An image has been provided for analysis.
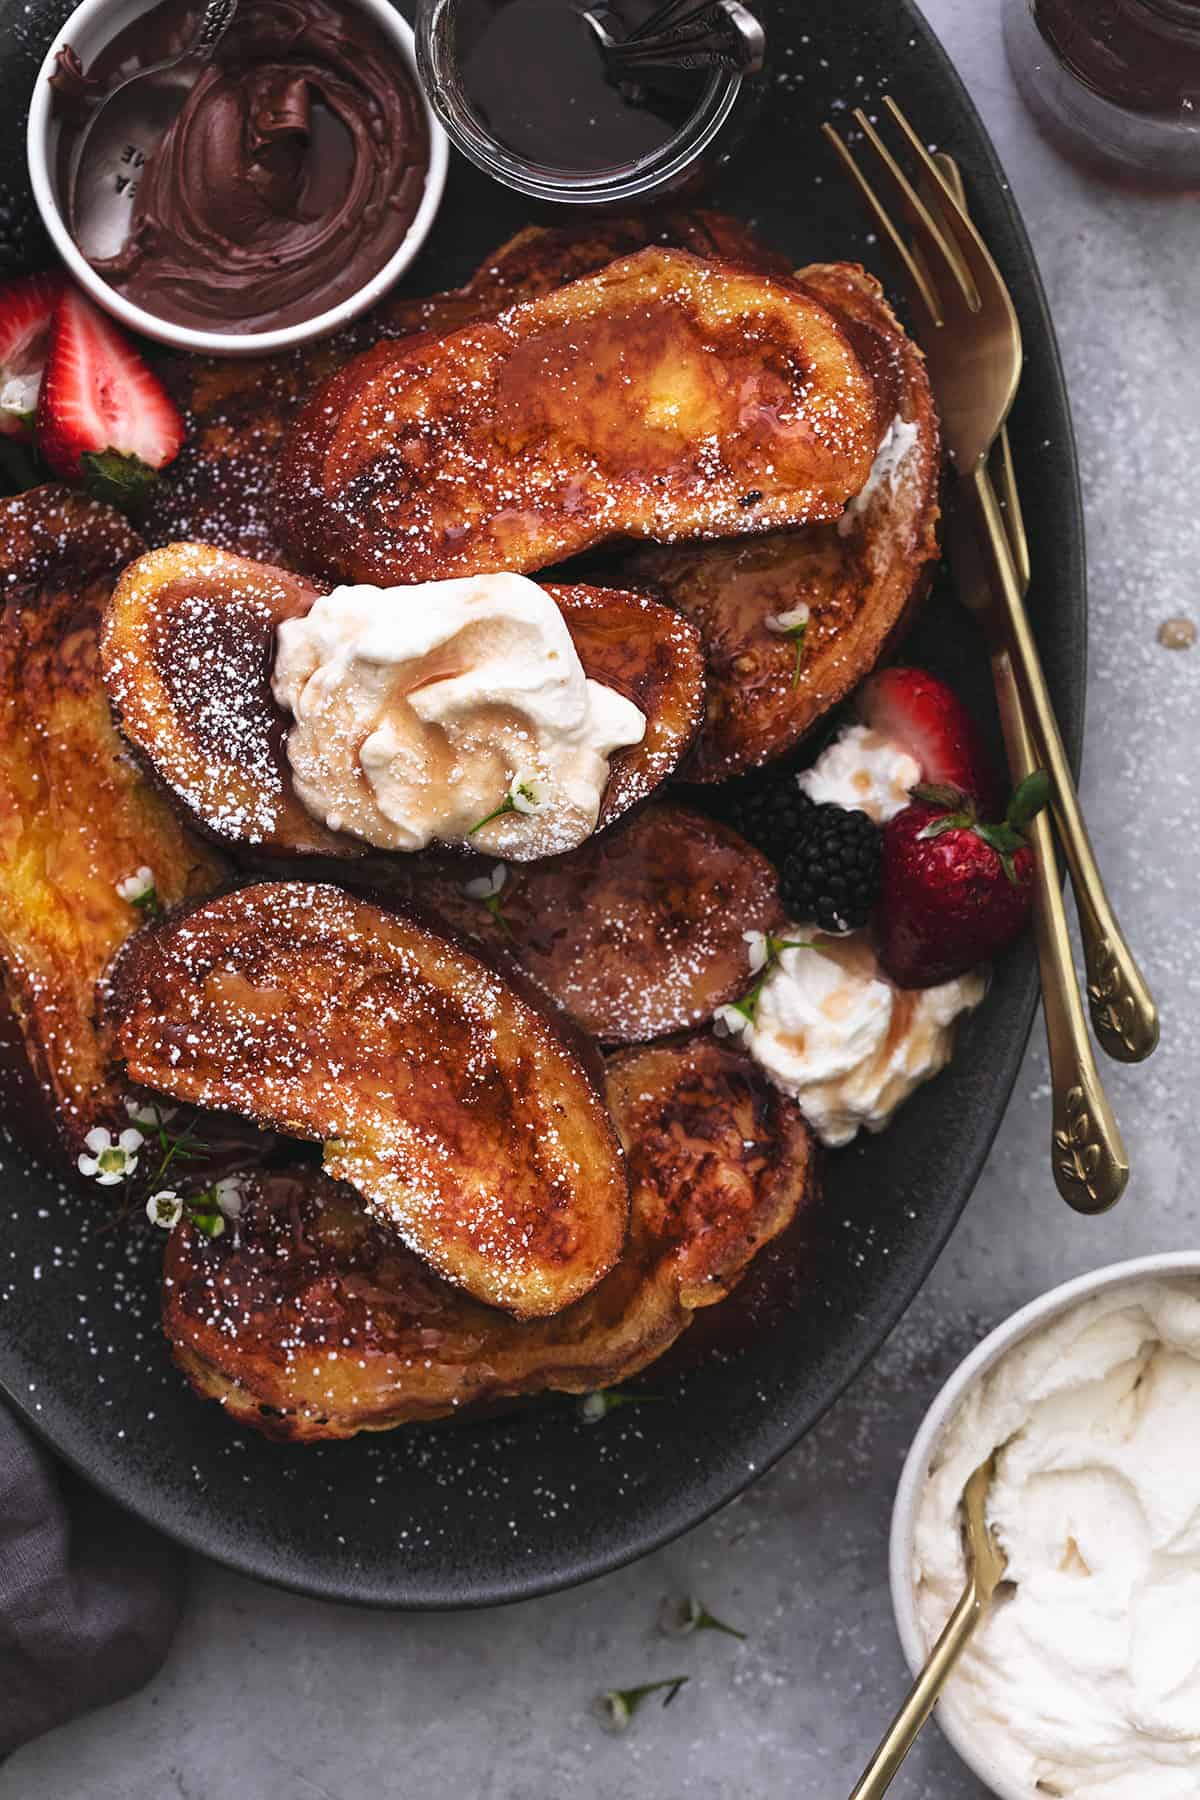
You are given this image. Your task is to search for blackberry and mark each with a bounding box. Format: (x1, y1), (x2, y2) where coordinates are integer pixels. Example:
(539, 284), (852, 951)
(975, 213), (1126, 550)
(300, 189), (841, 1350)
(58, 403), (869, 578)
(719, 772), (814, 869)
(779, 803), (881, 933)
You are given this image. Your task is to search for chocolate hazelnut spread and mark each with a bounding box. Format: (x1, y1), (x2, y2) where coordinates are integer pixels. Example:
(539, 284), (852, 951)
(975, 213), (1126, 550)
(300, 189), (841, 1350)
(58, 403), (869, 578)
(48, 46), (102, 123)
(54, 0), (431, 334)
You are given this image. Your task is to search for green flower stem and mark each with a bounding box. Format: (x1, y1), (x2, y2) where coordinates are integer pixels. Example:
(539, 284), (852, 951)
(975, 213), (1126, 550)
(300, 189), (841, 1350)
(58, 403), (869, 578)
(482, 893), (513, 941)
(680, 1597), (746, 1641)
(732, 934), (815, 1025)
(151, 1114), (212, 1186)
(602, 1676), (688, 1729)
(467, 795), (517, 836)
(578, 1387), (663, 1423)
(786, 622), (807, 689)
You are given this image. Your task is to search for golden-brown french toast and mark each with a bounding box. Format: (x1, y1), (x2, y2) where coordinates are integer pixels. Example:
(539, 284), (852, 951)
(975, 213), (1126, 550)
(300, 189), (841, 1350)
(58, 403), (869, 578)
(144, 212), (791, 564)
(378, 804), (784, 1044)
(101, 543), (705, 858)
(103, 545), (344, 857)
(0, 487), (228, 1166)
(111, 881), (629, 1318)
(161, 1034), (816, 1439)
(276, 248), (879, 586)
(626, 264), (941, 781)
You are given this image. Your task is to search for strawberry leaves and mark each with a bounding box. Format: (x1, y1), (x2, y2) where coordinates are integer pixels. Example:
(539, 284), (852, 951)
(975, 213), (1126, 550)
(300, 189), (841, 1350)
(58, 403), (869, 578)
(914, 771), (1050, 883)
(80, 449), (160, 512)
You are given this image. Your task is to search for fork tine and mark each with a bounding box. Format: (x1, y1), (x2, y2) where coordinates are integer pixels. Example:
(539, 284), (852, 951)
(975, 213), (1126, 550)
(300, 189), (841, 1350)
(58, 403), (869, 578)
(821, 122), (944, 327)
(883, 97), (1020, 342)
(930, 148), (1032, 589)
(851, 106), (978, 313)
(994, 424), (1032, 592)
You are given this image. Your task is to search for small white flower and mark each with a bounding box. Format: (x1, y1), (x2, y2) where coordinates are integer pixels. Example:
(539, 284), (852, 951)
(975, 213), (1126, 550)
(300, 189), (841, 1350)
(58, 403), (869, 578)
(146, 1190), (183, 1229)
(77, 1125), (143, 1186)
(509, 774), (545, 815)
(713, 1004), (750, 1040)
(124, 1096), (177, 1129)
(462, 863), (508, 901)
(116, 865), (155, 904)
(743, 928), (771, 975)
(214, 1176), (244, 1220)
(765, 603), (810, 636)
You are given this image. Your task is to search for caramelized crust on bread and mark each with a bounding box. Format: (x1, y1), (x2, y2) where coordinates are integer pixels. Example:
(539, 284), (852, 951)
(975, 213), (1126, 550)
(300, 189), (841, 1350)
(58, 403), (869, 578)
(277, 248), (878, 586)
(145, 212), (790, 565)
(103, 544), (338, 854)
(379, 804), (784, 1044)
(627, 264), (941, 780)
(0, 488), (228, 1164)
(111, 882), (629, 1318)
(552, 582), (705, 827)
(101, 543), (704, 858)
(162, 1035), (816, 1439)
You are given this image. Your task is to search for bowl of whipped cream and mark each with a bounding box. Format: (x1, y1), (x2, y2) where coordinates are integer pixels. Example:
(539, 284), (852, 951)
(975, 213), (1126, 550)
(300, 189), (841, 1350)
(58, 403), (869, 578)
(890, 1252), (1200, 1800)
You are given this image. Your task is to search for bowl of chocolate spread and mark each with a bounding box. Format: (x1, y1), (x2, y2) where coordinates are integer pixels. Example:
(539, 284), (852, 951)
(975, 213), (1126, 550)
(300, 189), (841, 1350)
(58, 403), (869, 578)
(27, 0), (448, 353)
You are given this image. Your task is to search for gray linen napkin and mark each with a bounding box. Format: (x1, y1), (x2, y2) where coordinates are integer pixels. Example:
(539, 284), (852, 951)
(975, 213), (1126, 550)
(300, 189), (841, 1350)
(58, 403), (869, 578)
(0, 1403), (185, 1758)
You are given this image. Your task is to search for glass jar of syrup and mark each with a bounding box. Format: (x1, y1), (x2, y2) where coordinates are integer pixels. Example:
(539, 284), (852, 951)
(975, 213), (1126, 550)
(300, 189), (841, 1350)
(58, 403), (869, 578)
(415, 0), (764, 205)
(1005, 0), (1200, 188)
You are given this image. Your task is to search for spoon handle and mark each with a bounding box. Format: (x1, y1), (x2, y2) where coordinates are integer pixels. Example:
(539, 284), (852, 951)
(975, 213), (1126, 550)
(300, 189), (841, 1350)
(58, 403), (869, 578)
(622, 0), (718, 41)
(848, 1578), (984, 1799)
(605, 0), (763, 74)
(187, 0), (239, 58)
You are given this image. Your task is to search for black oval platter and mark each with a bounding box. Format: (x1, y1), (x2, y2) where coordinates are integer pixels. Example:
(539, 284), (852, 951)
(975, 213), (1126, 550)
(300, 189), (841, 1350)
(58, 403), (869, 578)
(0, 0), (1085, 1607)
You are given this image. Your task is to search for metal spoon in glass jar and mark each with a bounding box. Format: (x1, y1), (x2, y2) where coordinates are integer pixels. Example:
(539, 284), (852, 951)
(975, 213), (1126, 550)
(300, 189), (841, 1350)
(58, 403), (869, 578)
(583, 0), (764, 78)
(68, 0), (239, 263)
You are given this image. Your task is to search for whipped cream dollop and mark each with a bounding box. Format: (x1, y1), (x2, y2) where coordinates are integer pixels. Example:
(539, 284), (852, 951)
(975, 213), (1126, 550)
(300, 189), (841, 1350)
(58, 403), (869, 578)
(718, 930), (985, 1146)
(272, 575), (646, 857)
(914, 1279), (1200, 1800)
(798, 722), (922, 824)
(838, 413), (920, 536)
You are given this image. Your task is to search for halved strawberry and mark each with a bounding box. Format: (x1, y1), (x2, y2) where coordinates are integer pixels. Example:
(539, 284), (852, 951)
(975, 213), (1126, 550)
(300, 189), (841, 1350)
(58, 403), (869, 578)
(0, 271), (63, 439)
(36, 287), (183, 508)
(859, 667), (1002, 815)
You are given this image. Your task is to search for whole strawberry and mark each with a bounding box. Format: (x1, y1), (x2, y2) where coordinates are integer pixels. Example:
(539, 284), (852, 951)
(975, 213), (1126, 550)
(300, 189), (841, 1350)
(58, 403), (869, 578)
(878, 772), (1050, 988)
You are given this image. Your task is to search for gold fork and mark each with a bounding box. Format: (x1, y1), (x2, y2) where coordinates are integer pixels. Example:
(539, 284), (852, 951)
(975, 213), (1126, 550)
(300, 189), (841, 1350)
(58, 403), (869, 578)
(824, 101), (1131, 1212)
(826, 98), (1158, 1070)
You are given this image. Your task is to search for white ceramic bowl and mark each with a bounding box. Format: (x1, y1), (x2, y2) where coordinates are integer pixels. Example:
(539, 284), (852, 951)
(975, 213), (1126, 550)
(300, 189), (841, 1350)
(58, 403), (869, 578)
(889, 1249), (1200, 1800)
(26, 0), (449, 356)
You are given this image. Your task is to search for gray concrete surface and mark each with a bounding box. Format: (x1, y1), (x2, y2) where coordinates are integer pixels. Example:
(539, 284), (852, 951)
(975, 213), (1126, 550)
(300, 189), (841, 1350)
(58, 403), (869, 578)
(4, 2), (1198, 1795)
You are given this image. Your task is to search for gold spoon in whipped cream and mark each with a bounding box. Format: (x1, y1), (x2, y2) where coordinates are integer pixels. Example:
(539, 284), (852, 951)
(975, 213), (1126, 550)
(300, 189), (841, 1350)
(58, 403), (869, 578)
(850, 1454), (1010, 1799)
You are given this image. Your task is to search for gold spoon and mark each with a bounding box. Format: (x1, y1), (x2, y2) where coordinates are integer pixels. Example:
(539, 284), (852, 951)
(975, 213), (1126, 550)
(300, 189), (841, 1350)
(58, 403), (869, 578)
(849, 1455), (1010, 1798)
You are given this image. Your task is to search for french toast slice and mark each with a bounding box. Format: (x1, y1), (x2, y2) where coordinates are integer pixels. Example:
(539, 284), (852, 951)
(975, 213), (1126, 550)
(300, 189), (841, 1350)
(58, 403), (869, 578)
(110, 881), (629, 1318)
(143, 211), (792, 565)
(379, 804), (784, 1044)
(276, 248), (879, 586)
(626, 264), (941, 781)
(0, 487), (229, 1166)
(161, 1034), (816, 1439)
(101, 543), (705, 858)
